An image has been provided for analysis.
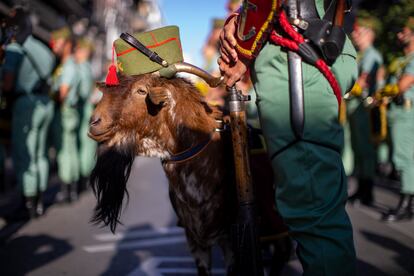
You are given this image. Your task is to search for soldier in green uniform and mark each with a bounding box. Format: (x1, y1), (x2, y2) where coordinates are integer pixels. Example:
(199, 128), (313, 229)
(2, 7), (55, 217)
(382, 17), (414, 222)
(74, 38), (96, 189)
(218, 0), (357, 274)
(49, 27), (81, 202)
(0, 59), (6, 191)
(347, 14), (383, 205)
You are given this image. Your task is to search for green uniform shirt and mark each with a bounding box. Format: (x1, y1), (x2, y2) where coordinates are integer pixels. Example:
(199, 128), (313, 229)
(3, 35), (55, 94)
(401, 53), (414, 101)
(358, 46), (383, 95)
(77, 61), (94, 101)
(52, 56), (81, 106)
(388, 53), (414, 100)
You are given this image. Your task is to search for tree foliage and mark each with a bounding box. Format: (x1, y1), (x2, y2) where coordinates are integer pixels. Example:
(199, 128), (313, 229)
(357, 0), (414, 64)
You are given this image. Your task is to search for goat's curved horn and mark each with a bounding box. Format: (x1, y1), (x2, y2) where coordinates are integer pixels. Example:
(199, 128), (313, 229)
(157, 62), (224, 88)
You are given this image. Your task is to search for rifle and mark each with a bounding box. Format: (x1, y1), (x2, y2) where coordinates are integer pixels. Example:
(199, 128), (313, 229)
(228, 85), (263, 276)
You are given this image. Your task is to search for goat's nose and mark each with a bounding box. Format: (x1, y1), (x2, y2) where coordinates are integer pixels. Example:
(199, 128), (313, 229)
(89, 115), (101, 126)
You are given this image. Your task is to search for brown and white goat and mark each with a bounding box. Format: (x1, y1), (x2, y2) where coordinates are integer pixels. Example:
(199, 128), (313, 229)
(88, 73), (236, 275)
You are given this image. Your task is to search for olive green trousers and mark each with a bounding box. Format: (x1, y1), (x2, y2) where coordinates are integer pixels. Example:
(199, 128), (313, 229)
(12, 95), (54, 196)
(389, 104), (414, 194)
(348, 101), (376, 179)
(78, 102), (96, 178)
(56, 104), (80, 184)
(252, 42), (357, 276)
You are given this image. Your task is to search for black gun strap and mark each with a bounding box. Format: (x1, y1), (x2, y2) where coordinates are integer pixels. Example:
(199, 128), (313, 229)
(120, 32), (168, 67)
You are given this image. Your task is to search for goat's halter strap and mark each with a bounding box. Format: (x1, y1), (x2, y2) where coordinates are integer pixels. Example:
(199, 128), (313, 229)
(161, 120), (225, 164)
(120, 32), (169, 67)
(162, 136), (213, 164)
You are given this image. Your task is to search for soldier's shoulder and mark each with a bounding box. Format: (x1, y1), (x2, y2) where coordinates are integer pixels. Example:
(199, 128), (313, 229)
(5, 42), (23, 55)
(63, 56), (77, 69)
(403, 54), (414, 74)
(405, 54), (414, 65)
(366, 47), (382, 62)
(24, 36), (54, 62)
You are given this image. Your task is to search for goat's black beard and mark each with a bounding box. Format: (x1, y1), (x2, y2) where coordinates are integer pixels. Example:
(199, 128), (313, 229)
(90, 140), (135, 233)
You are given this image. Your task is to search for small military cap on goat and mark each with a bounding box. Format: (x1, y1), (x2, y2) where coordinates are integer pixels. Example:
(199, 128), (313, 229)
(113, 25), (183, 76)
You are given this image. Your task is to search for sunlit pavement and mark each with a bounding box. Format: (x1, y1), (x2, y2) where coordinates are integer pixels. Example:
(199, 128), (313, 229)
(0, 157), (413, 276)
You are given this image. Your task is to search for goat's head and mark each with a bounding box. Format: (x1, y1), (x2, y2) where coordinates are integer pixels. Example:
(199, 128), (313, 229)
(89, 74), (172, 155)
(88, 73), (222, 232)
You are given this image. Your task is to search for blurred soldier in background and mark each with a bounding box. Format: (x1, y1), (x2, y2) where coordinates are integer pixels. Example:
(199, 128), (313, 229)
(347, 14), (383, 206)
(1, 6), (55, 218)
(226, 0), (242, 14)
(201, 18), (226, 106)
(49, 27), (81, 203)
(382, 17), (414, 222)
(75, 38), (96, 190)
(0, 42), (6, 192)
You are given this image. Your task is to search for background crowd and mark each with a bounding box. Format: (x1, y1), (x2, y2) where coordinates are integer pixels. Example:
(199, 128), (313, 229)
(0, 0), (167, 221)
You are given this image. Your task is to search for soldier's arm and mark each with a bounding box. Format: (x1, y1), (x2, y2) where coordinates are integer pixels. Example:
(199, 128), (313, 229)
(397, 60), (414, 94)
(59, 84), (71, 102)
(355, 73), (369, 90)
(397, 74), (414, 94)
(2, 48), (23, 93)
(59, 61), (77, 102)
(219, 14), (238, 63)
(358, 53), (382, 90)
(218, 14), (250, 87)
(218, 0), (279, 87)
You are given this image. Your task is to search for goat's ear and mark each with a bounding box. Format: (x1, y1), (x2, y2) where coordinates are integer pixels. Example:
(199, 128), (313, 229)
(148, 87), (170, 106)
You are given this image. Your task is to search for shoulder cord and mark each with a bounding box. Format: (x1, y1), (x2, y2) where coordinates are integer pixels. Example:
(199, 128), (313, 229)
(269, 10), (342, 110)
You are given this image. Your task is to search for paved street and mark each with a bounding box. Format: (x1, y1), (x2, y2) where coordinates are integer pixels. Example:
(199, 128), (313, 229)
(0, 157), (413, 276)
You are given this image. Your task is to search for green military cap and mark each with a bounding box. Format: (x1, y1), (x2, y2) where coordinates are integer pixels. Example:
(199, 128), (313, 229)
(51, 26), (71, 41)
(355, 12), (381, 34)
(77, 38), (94, 51)
(405, 17), (414, 31)
(114, 25), (183, 76)
(213, 18), (225, 29)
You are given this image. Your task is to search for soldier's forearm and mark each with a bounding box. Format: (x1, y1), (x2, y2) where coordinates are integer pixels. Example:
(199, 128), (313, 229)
(398, 74), (414, 94)
(59, 84), (70, 102)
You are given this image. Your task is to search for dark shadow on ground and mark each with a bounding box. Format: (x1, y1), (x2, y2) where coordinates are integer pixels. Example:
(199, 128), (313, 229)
(0, 172), (67, 244)
(100, 223), (191, 276)
(361, 230), (414, 275)
(357, 259), (389, 276)
(0, 234), (73, 276)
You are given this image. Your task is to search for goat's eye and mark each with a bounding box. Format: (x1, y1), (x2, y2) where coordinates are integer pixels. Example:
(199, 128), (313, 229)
(136, 88), (147, 95)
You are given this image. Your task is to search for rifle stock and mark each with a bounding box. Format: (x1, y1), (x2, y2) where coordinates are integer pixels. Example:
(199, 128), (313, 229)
(228, 85), (263, 276)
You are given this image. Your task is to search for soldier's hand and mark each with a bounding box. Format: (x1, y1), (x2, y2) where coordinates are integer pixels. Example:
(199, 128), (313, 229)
(218, 56), (250, 87)
(219, 15), (238, 63)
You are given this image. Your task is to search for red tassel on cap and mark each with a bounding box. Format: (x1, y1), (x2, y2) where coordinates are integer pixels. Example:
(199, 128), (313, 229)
(105, 44), (119, 86)
(106, 65), (119, 86)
